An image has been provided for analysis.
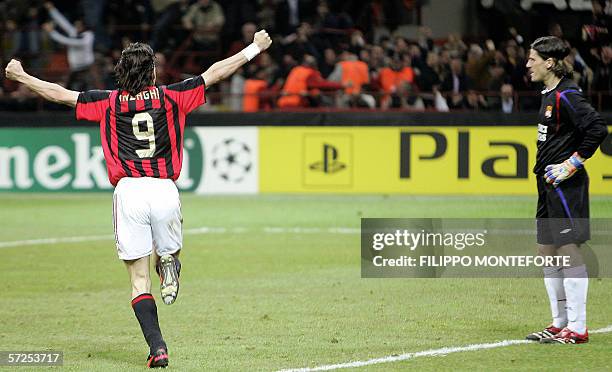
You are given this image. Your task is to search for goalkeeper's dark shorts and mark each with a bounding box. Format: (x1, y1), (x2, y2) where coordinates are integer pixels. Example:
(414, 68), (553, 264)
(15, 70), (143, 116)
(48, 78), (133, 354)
(536, 169), (590, 246)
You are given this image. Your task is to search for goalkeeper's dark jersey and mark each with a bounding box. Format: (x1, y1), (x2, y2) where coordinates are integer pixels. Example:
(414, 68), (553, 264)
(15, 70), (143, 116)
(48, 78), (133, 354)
(533, 78), (608, 175)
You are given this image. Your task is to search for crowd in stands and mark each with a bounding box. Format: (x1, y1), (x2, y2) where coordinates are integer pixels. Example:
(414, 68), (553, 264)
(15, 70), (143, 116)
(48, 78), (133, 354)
(0, 0), (610, 112)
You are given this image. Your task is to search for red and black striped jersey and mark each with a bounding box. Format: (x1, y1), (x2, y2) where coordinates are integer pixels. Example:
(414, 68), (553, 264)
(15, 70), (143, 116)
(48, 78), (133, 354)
(76, 75), (206, 186)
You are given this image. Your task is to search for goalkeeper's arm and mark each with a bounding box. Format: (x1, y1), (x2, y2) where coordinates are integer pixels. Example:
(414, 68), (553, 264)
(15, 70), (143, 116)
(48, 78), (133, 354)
(544, 90), (608, 187)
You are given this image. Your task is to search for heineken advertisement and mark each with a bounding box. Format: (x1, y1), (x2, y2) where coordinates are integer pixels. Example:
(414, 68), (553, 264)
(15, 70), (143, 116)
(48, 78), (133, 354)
(0, 127), (258, 193)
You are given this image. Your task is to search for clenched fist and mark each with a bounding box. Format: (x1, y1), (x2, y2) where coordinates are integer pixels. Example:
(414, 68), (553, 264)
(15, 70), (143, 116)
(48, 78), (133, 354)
(5, 59), (25, 81)
(253, 30), (272, 52)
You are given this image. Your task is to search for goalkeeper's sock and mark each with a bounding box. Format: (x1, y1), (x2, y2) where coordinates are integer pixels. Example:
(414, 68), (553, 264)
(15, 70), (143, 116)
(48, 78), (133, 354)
(563, 265), (588, 334)
(132, 293), (167, 353)
(543, 266), (567, 328)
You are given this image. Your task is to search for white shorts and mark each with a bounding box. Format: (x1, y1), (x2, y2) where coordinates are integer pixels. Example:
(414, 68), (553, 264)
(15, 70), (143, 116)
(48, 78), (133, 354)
(112, 177), (182, 260)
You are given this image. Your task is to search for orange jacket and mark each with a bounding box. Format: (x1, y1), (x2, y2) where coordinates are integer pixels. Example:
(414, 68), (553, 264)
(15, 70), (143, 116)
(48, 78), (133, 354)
(339, 60), (369, 94)
(277, 66), (343, 108)
(379, 66), (415, 106)
(379, 67), (414, 93)
(278, 66), (311, 108)
(242, 79), (267, 112)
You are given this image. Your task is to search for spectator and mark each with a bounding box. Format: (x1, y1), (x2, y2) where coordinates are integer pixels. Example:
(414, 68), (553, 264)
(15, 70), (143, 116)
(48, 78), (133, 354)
(243, 68), (269, 112)
(504, 40), (529, 91)
(229, 67), (246, 111)
(2, 20), (22, 62)
(422, 51), (444, 88)
(328, 50), (372, 107)
(221, 1), (257, 48)
(281, 22), (321, 62)
(369, 45), (387, 73)
(487, 63), (506, 92)
(44, 2), (95, 91)
(329, 51), (370, 95)
(355, 0), (391, 43)
(465, 41), (495, 92)
(417, 51), (443, 107)
(227, 22), (257, 57)
(182, 0), (225, 50)
(441, 57), (471, 109)
(378, 56), (415, 109)
(153, 52), (177, 85)
(81, 0), (109, 51)
(416, 26), (434, 53)
(465, 90), (489, 111)
(256, 0), (276, 33)
(508, 27), (525, 47)
(441, 57), (469, 93)
(582, 0), (610, 63)
(150, 0), (189, 51)
(320, 48), (337, 78)
(444, 33), (467, 58)
(349, 30), (367, 56)
(21, 6), (43, 59)
(592, 45), (612, 108)
(275, 0), (316, 36)
(277, 54), (343, 108)
(567, 48), (593, 89)
(499, 83), (514, 114)
(319, 0), (353, 30)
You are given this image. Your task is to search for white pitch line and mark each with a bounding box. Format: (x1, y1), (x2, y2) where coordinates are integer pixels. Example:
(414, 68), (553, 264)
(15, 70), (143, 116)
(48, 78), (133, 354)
(277, 324), (612, 372)
(0, 226), (360, 249)
(0, 234), (113, 248)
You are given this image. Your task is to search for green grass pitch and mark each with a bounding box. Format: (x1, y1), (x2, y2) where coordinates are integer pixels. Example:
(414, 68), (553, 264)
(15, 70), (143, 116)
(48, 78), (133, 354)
(1, 194), (611, 371)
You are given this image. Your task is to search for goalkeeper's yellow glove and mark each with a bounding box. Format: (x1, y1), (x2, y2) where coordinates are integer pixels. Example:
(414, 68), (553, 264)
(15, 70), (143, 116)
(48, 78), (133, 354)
(544, 152), (584, 187)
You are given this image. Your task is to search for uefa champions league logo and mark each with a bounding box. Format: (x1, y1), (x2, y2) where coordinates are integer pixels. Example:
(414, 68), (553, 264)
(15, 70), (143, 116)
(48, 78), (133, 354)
(211, 138), (253, 183)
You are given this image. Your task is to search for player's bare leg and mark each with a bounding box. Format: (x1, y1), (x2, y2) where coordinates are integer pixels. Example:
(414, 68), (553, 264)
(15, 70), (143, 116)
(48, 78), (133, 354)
(541, 243), (589, 344)
(526, 244), (566, 341)
(126, 255), (169, 367)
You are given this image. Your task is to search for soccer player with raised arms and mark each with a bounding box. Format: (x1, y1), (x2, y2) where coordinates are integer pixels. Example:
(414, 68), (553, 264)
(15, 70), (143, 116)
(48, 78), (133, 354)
(5, 30), (272, 367)
(524, 36), (608, 344)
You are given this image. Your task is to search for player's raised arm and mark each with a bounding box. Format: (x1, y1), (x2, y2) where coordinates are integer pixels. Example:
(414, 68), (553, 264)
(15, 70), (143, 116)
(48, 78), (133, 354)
(202, 29), (272, 87)
(4, 59), (79, 107)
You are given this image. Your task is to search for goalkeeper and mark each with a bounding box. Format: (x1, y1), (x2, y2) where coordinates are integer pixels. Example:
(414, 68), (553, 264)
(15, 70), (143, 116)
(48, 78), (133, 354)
(524, 36), (608, 345)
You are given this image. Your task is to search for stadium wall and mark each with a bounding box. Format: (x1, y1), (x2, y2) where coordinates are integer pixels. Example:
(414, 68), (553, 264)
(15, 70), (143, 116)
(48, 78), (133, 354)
(0, 113), (610, 195)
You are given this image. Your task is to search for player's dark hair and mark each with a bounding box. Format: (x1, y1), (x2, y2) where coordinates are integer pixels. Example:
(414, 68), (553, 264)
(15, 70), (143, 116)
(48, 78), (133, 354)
(530, 36), (573, 78)
(115, 42), (155, 96)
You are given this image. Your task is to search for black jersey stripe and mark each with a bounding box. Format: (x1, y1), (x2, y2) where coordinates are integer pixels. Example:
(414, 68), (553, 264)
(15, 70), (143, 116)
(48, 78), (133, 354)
(156, 88), (174, 177)
(133, 160), (146, 177)
(104, 107), (112, 157)
(78, 90), (111, 103)
(151, 158), (160, 177)
(113, 93), (133, 177)
(165, 94), (183, 164)
(165, 75), (204, 92)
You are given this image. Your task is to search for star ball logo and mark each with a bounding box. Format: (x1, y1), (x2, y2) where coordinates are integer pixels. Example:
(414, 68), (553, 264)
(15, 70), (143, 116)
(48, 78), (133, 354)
(211, 138), (253, 183)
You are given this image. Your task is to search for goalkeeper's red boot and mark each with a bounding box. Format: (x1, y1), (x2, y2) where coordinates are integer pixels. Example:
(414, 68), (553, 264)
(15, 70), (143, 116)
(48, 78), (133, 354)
(147, 347), (169, 368)
(525, 324), (563, 341)
(540, 327), (589, 344)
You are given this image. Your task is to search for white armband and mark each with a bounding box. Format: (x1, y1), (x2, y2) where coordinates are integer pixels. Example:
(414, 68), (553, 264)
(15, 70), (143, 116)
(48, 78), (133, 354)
(241, 43), (261, 61)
